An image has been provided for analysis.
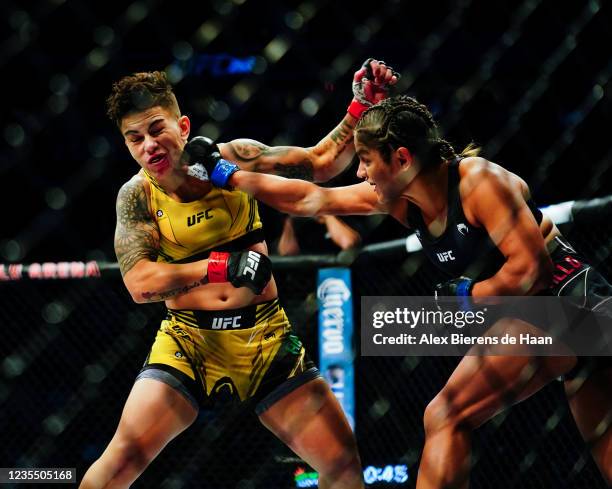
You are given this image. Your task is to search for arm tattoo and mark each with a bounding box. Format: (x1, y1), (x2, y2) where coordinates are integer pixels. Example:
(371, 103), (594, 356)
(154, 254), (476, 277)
(140, 276), (209, 302)
(272, 162), (314, 181)
(114, 179), (160, 277)
(226, 139), (314, 180)
(225, 140), (271, 162)
(329, 119), (355, 146)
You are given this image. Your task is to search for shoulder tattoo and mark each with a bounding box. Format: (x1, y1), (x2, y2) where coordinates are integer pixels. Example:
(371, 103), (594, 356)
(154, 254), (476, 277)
(114, 179), (159, 276)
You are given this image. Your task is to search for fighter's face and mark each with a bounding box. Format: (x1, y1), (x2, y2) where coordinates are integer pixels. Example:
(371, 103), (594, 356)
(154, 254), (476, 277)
(355, 139), (402, 201)
(120, 106), (190, 182)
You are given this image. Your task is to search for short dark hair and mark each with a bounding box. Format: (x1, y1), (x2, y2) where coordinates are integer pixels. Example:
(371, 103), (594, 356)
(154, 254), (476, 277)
(106, 71), (180, 127)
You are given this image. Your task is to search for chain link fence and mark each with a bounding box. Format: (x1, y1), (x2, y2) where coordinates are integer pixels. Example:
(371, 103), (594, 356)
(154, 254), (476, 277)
(1, 199), (610, 488)
(2, 0), (612, 487)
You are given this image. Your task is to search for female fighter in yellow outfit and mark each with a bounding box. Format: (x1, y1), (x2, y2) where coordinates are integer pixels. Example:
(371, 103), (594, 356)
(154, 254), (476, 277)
(79, 61), (398, 489)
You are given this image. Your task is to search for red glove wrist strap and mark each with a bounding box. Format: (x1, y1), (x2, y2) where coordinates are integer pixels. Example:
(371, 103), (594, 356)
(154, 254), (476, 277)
(347, 99), (369, 119)
(208, 252), (229, 283)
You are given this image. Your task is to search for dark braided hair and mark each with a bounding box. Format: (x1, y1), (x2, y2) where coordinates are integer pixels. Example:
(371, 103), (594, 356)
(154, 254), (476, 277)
(355, 95), (479, 169)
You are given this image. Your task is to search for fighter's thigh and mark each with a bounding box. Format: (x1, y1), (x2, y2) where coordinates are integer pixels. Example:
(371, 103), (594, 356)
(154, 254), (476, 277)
(258, 378), (358, 470)
(428, 320), (576, 430)
(105, 378), (198, 460)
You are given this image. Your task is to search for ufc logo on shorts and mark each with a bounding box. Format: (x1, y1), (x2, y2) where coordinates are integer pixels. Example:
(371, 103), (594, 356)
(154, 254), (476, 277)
(436, 250), (455, 262)
(211, 316), (242, 329)
(243, 251), (260, 279)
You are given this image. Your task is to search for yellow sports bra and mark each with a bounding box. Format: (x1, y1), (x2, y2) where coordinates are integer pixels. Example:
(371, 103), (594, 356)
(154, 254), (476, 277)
(142, 171), (264, 263)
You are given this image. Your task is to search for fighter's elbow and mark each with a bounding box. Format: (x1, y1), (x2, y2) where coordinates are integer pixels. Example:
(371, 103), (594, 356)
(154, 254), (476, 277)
(312, 159), (336, 183)
(511, 258), (552, 295)
(289, 189), (325, 217)
(130, 293), (147, 304)
(314, 157), (355, 183)
(300, 146), (327, 181)
(122, 264), (153, 303)
(290, 200), (318, 217)
(124, 277), (147, 303)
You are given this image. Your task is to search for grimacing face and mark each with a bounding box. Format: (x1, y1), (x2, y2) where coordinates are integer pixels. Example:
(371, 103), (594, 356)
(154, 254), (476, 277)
(120, 106), (190, 183)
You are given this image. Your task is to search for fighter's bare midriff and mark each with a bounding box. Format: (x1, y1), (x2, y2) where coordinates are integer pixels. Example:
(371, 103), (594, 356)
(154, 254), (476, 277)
(164, 240), (279, 311)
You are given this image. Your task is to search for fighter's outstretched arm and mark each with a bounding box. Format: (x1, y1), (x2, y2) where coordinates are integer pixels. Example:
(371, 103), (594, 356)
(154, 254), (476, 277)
(218, 118), (355, 183)
(218, 59), (398, 183)
(229, 170), (386, 217)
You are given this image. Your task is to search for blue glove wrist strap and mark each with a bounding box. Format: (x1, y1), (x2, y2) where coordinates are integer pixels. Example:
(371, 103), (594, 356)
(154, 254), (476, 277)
(456, 278), (473, 296)
(211, 160), (239, 188)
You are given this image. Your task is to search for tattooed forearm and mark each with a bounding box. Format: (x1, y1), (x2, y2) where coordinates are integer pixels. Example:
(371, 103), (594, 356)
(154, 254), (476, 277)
(272, 162), (314, 181)
(225, 140), (278, 162)
(114, 178), (160, 277)
(224, 139), (314, 180)
(140, 276), (209, 302)
(222, 120), (354, 182)
(329, 119), (355, 146)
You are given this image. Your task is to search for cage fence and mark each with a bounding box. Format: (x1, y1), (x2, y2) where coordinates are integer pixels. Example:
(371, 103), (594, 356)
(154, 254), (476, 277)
(2, 1), (612, 488)
(1, 196), (611, 489)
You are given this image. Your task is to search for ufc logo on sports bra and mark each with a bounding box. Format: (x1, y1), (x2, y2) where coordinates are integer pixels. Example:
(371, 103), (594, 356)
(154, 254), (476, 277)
(211, 316), (242, 329)
(243, 251), (260, 279)
(436, 250), (455, 262)
(187, 209), (213, 227)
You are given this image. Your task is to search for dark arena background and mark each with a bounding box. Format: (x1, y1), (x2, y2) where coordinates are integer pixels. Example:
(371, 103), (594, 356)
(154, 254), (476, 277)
(2, 1), (612, 488)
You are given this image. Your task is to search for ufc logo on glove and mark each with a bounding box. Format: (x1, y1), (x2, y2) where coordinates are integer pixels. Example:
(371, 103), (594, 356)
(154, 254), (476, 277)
(243, 251), (261, 279)
(208, 250), (272, 295)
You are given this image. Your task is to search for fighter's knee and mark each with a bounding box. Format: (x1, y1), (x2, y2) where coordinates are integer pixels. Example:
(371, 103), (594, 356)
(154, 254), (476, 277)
(79, 438), (151, 489)
(423, 393), (465, 436)
(321, 451), (363, 486)
(110, 438), (151, 476)
(424, 395), (446, 435)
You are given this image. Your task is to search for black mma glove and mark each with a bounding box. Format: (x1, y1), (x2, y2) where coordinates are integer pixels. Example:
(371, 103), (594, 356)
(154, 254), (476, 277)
(207, 250), (272, 295)
(182, 136), (239, 188)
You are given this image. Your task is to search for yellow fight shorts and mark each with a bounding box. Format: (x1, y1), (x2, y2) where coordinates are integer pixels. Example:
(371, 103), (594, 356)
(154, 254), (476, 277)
(136, 298), (320, 414)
